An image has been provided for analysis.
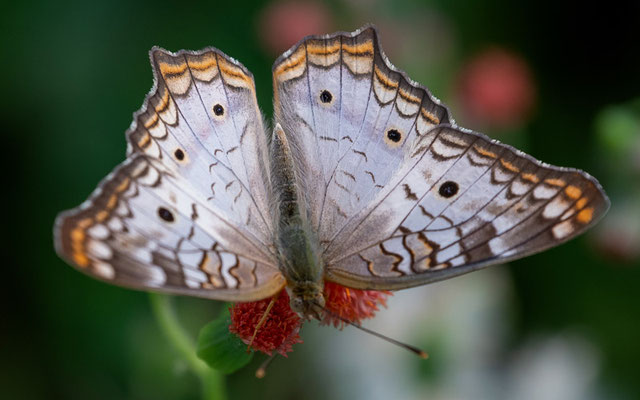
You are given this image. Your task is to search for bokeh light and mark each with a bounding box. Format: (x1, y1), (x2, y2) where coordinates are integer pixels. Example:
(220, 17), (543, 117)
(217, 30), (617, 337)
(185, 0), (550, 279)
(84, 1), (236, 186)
(456, 48), (536, 129)
(258, 1), (332, 55)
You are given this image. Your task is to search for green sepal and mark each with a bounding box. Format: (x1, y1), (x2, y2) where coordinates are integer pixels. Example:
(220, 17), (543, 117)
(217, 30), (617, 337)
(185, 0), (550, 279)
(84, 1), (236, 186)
(196, 305), (253, 374)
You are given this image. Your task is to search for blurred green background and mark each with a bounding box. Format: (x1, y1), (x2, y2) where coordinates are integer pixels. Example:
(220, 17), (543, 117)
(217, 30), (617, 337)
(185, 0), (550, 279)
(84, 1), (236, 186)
(3, 0), (640, 399)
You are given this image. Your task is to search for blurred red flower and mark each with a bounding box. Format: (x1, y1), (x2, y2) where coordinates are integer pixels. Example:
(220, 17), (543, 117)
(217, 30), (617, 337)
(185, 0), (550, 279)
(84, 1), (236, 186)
(258, 1), (333, 55)
(457, 48), (536, 128)
(229, 282), (391, 355)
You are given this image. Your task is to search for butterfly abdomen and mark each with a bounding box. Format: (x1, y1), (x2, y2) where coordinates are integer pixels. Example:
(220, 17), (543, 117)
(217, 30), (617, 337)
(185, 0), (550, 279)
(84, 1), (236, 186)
(271, 124), (300, 227)
(270, 124), (324, 314)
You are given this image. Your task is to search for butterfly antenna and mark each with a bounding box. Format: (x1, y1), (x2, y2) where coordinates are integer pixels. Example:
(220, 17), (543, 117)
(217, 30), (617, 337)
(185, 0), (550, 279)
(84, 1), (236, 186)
(316, 302), (428, 359)
(247, 292), (280, 353)
(255, 353), (278, 379)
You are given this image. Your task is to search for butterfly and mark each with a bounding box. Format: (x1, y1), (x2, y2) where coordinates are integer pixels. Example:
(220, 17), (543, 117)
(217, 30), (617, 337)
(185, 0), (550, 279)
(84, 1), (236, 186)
(54, 25), (609, 319)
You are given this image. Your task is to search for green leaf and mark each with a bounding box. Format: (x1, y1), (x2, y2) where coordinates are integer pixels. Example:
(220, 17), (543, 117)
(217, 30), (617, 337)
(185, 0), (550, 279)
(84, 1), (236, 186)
(595, 105), (640, 154)
(196, 305), (253, 374)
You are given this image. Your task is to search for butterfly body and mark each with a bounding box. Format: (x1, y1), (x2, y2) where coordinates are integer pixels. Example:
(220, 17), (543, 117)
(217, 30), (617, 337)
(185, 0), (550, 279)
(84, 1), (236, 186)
(54, 26), (609, 311)
(271, 123), (325, 319)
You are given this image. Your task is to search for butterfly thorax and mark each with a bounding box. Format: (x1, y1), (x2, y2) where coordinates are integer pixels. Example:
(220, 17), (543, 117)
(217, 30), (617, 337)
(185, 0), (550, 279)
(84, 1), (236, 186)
(271, 124), (325, 320)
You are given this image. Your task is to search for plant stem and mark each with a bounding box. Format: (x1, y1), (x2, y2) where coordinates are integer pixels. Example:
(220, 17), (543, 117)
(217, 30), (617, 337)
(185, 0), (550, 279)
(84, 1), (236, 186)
(149, 293), (226, 400)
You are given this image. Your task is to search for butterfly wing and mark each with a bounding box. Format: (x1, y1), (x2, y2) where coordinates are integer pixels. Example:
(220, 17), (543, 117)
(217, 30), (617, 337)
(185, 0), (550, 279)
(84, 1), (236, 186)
(55, 48), (285, 301)
(273, 26), (609, 290)
(272, 25), (452, 247)
(323, 125), (609, 289)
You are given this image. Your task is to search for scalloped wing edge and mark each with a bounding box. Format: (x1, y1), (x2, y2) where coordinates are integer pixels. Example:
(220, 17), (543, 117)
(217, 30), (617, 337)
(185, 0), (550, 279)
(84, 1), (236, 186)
(272, 24), (455, 128)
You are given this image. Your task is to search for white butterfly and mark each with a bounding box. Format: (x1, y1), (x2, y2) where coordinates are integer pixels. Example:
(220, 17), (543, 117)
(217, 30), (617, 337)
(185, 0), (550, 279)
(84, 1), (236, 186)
(54, 25), (609, 319)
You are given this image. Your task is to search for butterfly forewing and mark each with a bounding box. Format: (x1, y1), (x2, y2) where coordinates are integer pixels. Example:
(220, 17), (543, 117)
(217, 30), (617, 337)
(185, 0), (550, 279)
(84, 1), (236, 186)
(272, 26), (452, 248)
(55, 48), (285, 301)
(128, 47), (273, 249)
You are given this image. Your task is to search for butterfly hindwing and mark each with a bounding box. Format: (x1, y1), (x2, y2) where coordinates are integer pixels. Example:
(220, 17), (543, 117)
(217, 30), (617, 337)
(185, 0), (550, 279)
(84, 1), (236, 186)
(55, 155), (285, 300)
(272, 25), (452, 247)
(323, 125), (609, 289)
(55, 48), (286, 301)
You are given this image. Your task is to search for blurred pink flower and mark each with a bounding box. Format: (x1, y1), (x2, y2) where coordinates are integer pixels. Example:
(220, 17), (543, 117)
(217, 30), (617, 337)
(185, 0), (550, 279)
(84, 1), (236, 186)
(594, 210), (640, 263)
(457, 48), (536, 128)
(258, 1), (333, 55)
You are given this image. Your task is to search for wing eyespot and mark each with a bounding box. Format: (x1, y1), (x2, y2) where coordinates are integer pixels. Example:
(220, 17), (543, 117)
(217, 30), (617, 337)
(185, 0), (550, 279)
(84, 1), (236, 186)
(157, 207), (175, 222)
(319, 90), (333, 104)
(174, 148), (185, 161)
(387, 129), (401, 142)
(438, 181), (459, 198)
(212, 103), (224, 116)
(384, 128), (404, 148)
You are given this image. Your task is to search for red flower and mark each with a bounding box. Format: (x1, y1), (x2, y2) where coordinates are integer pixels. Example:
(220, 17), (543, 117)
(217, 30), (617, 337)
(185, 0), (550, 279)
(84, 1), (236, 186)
(321, 281), (391, 328)
(229, 291), (302, 357)
(229, 282), (391, 355)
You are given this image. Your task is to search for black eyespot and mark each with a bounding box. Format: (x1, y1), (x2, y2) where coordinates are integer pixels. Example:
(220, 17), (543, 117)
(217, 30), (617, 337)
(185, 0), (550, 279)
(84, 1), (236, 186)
(213, 104), (224, 116)
(387, 129), (402, 143)
(320, 90), (333, 103)
(439, 181), (459, 198)
(174, 149), (185, 161)
(158, 207), (174, 222)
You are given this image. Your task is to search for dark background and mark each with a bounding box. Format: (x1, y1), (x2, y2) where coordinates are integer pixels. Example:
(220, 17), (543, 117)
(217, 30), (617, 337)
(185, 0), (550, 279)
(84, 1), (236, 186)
(3, 0), (639, 399)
